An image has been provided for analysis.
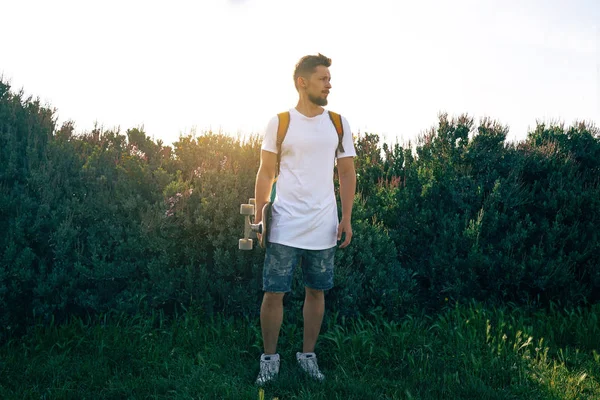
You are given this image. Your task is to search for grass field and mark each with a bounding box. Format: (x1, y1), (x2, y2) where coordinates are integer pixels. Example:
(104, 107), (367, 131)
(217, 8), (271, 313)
(1, 301), (599, 399)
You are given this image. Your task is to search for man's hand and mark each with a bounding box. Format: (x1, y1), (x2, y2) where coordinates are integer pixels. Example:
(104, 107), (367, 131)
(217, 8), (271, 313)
(254, 150), (276, 246)
(336, 156), (356, 249)
(337, 218), (353, 248)
(254, 213), (263, 243)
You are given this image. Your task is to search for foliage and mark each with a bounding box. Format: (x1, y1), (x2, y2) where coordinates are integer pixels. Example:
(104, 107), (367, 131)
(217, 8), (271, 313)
(1, 78), (599, 340)
(1, 301), (599, 399)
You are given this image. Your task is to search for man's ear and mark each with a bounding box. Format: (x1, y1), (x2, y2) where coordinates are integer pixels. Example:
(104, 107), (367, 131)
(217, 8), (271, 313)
(297, 76), (307, 89)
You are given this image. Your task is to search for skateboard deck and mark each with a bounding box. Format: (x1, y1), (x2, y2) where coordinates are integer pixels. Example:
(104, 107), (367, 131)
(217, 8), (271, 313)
(258, 202), (272, 249)
(239, 199), (272, 250)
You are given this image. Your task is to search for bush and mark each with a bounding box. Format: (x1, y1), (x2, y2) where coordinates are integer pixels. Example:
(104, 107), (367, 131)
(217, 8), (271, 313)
(1, 79), (599, 340)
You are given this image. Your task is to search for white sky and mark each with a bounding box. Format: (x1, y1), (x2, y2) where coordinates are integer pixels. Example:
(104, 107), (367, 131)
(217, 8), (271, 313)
(2, 0), (599, 147)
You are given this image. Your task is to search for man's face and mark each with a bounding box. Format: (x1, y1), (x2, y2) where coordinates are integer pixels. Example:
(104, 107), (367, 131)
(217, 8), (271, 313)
(302, 65), (331, 106)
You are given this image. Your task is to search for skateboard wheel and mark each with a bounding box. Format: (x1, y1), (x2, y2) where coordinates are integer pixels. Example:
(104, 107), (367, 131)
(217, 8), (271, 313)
(249, 198), (256, 205)
(239, 238), (253, 250)
(240, 204), (254, 215)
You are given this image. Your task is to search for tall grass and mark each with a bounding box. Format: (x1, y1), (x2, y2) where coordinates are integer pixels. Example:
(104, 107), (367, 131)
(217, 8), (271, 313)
(1, 301), (599, 399)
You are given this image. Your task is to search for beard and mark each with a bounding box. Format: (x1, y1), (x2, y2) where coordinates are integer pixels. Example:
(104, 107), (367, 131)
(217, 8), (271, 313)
(308, 93), (328, 106)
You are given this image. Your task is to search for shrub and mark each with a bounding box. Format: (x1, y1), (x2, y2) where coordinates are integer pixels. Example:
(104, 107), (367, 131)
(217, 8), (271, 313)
(1, 78), (599, 340)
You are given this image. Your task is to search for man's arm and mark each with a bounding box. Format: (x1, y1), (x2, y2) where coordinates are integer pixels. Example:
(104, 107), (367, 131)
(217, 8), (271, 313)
(336, 156), (356, 248)
(254, 150), (277, 224)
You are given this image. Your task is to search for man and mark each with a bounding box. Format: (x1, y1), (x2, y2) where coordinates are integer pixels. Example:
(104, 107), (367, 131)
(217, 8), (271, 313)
(253, 53), (357, 385)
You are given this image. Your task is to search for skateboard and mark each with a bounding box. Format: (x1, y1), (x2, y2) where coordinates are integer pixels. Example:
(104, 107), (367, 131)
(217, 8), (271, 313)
(239, 198), (272, 250)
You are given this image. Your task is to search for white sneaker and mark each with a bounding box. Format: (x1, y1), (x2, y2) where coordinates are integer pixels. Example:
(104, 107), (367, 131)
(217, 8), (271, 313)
(255, 353), (280, 385)
(296, 352), (325, 382)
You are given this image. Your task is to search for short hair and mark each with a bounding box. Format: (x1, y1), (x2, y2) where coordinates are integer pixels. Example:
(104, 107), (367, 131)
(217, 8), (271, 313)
(293, 53), (332, 91)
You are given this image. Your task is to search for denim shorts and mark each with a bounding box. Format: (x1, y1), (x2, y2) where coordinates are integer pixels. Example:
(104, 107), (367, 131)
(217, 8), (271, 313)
(263, 242), (336, 292)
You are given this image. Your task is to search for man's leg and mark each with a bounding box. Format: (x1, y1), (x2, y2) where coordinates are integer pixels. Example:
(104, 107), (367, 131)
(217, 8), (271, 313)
(301, 246), (335, 352)
(257, 292), (284, 386)
(256, 242), (298, 385)
(261, 292), (285, 354)
(260, 243), (299, 353)
(302, 287), (325, 353)
(295, 247), (335, 382)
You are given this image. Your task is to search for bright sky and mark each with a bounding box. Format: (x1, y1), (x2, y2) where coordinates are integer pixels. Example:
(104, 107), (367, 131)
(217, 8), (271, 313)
(2, 0), (598, 147)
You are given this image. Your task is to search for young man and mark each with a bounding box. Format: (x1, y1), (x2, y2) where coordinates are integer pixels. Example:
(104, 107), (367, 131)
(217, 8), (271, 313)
(253, 53), (357, 385)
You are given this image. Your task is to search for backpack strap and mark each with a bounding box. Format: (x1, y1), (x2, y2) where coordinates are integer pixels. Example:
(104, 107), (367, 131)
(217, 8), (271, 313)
(328, 111), (345, 155)
(276, 111), (291, 176)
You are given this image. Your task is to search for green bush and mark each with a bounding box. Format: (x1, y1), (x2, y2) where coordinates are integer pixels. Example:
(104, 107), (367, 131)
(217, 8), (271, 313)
(1, 79), (599, 340)
(355, 114), (600, 310)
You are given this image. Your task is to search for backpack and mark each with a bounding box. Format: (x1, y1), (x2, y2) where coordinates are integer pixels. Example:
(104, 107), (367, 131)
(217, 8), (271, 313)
(270, 110), (345, 202)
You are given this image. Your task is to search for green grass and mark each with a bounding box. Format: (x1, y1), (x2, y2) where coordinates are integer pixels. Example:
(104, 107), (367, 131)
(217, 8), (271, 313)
(1, 301), (599, 399)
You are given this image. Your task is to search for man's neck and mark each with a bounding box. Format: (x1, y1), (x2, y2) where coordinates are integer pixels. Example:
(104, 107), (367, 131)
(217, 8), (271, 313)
(295, 98), (324, 118)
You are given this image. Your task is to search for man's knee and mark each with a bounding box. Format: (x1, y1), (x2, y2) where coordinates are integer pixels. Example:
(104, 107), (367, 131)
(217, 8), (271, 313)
(305, 287), (324, 299)
(263, 291), (285, 305)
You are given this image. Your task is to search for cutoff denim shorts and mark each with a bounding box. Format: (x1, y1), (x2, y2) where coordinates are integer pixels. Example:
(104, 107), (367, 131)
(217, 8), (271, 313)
(263, 242), (336, 292)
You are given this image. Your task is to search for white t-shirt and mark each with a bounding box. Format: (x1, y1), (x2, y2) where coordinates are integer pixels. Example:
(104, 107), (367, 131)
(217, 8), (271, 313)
(261, 107), (357, 250)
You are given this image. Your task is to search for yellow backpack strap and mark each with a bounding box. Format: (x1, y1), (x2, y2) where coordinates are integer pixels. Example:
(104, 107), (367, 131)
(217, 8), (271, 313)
(328, 111), (345, 155)
(276, 111), (290, 177)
